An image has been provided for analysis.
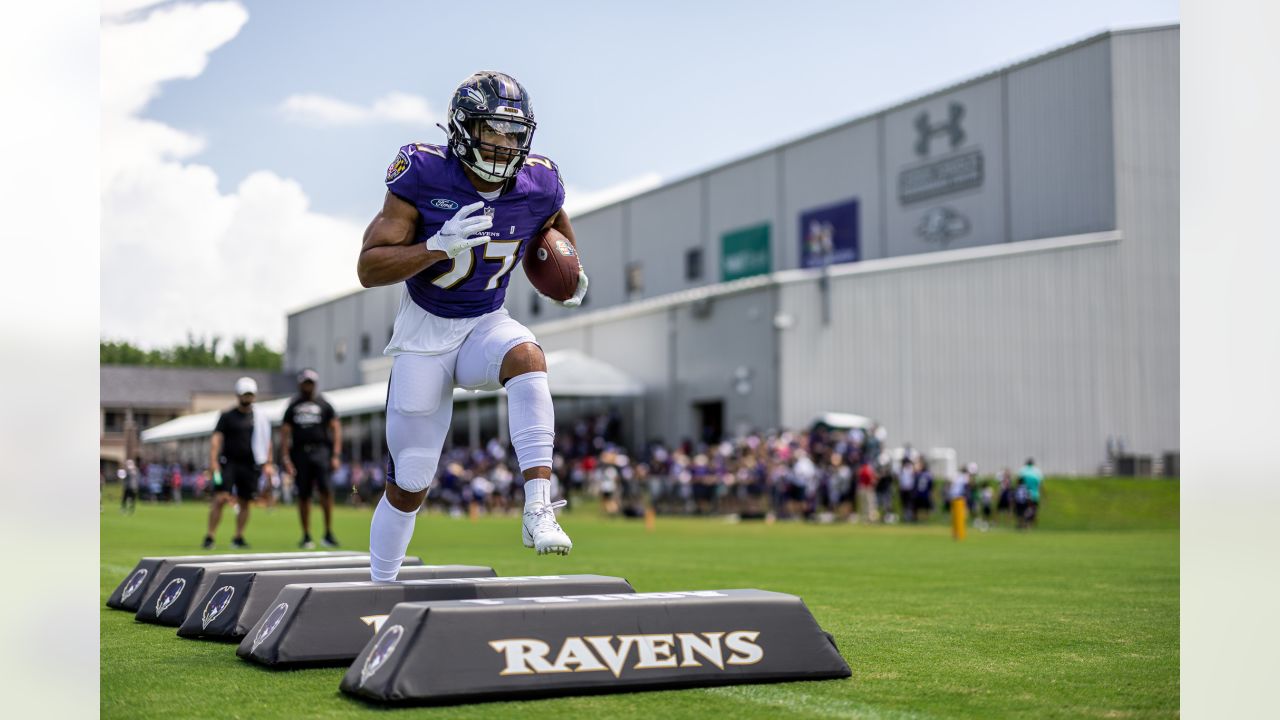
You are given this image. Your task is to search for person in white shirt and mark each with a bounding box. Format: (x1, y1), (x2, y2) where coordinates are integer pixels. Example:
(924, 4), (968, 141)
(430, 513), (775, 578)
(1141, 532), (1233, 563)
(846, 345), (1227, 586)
(898, 458), (917, 522)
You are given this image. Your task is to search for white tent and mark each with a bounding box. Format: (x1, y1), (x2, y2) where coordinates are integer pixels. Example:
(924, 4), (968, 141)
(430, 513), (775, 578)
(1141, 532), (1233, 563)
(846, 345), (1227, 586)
(141, 350), (644, 444)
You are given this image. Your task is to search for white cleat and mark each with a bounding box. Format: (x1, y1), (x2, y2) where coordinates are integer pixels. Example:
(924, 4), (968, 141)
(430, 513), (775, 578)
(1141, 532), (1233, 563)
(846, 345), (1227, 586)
(522, 500), (573, 556)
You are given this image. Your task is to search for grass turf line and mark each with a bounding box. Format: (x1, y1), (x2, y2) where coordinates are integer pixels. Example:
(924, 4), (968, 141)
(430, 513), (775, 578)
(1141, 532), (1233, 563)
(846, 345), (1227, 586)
(101, 478), (1178, 719)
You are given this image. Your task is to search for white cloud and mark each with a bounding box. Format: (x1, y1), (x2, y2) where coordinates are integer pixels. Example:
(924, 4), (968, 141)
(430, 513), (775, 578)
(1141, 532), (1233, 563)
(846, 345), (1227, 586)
(101, 1), (364, 349)
(278, 91), (439, 127)
(563, 172), (663, 217)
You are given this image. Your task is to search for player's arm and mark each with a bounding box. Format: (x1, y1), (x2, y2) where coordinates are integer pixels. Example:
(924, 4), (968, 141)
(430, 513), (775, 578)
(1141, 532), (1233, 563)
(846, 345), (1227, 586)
(357, 192), (442, 287)
(540, 209), (577, 247)
(208, 430), (222, 472)
(329, 416), (342, 472)
(358, 192), (495, 287)
(279, 422), (295, 476)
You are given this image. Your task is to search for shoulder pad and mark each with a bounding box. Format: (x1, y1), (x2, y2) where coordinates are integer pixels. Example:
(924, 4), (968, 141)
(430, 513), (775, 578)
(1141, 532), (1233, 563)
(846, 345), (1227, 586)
(385, 143), (452, 200)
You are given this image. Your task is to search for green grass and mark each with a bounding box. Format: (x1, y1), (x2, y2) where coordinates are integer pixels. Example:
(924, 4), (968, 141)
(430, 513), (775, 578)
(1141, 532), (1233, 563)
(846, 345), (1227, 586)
(101, 479), (1178, 719)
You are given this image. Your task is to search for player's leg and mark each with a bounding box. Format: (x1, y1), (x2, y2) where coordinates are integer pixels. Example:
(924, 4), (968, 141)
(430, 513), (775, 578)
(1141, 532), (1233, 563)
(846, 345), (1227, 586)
(204, 496), (224, 546)
(373, 353), (455, 580)
(231, 465), (255, 547)
(295, 458), (315, 547)
(457, 314), (569, 555)
(316, 455), (338, 545)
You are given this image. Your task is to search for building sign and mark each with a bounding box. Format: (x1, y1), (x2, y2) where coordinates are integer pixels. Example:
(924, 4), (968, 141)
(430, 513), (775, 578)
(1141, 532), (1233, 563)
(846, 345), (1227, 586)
(898, 102), (984, 205)
(720, 224), (771, 281)
(799, 198), (860, 269)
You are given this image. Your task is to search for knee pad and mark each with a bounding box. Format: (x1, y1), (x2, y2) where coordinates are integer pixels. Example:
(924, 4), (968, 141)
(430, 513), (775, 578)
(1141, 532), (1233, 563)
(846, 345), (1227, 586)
(391, 448), (440, 493)
(505, 371), (554, 473)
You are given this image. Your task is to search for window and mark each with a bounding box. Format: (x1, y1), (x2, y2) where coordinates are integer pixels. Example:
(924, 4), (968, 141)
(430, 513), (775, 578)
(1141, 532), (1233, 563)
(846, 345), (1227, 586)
(335, 339), (347, 363)
(530, 291), (541, 317)
(103, 411), (123, 433)
(626, 262), (644, 295)
(360, 333), (371, 357)
(685, 248), (703, 281)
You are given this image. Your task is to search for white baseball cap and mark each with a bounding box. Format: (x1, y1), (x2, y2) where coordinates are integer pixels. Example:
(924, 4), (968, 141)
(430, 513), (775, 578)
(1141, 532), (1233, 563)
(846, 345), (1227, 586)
(234, 377), (258, 396)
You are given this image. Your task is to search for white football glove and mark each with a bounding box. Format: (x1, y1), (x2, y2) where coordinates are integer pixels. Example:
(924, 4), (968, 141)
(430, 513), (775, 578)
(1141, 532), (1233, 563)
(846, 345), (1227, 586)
(426, 201), (493, 258)
(538, 268), (589, 308)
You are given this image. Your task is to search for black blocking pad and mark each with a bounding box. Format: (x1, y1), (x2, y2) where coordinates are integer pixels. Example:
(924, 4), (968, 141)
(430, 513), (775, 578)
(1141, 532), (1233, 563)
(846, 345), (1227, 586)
(135, 555), (422, 626)
(106, 552), (362, 612)
(238, 575), (635, 668)
(177, 565), (496, 640)
(339, 589), (851, 705)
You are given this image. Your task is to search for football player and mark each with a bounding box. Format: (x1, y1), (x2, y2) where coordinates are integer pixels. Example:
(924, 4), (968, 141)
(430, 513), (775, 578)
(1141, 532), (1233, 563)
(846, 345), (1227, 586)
(357, 71), (588, 581)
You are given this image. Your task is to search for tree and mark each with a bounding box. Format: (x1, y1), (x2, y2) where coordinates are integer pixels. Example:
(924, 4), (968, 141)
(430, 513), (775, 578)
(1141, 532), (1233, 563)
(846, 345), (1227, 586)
(100, 335), (283, 370)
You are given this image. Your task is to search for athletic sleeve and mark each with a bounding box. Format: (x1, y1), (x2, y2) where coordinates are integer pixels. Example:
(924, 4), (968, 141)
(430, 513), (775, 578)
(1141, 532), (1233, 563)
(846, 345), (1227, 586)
(281, 401), (295, 427)
(213, 411), (230, 436)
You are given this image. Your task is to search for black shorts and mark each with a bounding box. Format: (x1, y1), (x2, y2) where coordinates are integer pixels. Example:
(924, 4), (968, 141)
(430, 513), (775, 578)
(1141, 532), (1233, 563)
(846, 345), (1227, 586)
(216, 463), (259, 500)
(292, 449), (332, 501)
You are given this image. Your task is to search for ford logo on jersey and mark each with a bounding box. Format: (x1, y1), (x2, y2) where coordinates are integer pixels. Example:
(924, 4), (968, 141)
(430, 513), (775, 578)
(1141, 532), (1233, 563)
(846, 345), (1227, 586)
(431, 198), (460, 210)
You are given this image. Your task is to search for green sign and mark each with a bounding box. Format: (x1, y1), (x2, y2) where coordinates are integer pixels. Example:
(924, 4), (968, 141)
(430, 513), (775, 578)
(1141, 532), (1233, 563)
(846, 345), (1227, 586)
(720, 223), (771, 281)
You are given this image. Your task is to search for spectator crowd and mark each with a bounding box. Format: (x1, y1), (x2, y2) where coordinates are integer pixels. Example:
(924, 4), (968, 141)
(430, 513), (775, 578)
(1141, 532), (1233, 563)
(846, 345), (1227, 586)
(109, 415), (1045, 530)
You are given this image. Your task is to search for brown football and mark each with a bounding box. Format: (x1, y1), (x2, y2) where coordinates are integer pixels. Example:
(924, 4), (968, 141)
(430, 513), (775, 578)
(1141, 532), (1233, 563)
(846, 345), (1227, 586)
(523, 227), (580, 302)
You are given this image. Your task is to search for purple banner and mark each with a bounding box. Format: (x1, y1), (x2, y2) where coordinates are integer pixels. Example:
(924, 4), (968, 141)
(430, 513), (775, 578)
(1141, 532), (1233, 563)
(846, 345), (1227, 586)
(799, 198), (860, 268)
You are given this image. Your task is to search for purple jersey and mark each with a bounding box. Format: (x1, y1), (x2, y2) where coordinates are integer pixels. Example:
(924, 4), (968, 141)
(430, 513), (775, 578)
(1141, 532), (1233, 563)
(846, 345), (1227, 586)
(383, 143), (564, 319)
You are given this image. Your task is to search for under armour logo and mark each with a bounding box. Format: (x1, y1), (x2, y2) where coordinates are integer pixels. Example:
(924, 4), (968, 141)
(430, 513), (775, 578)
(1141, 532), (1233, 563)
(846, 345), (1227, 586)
(914, 102), (965, 157)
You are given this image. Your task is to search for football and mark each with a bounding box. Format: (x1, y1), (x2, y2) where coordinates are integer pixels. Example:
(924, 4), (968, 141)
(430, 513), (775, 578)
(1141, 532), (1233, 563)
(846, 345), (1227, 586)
(523, 227), (580, 302)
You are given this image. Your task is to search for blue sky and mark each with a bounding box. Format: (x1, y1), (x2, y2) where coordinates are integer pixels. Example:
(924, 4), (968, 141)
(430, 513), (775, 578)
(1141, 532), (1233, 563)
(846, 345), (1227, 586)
(103, 0), (1178, 348)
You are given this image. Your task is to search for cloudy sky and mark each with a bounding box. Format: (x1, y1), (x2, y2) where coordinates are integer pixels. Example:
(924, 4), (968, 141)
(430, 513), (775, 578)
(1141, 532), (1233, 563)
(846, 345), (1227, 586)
(101, 0), (1178, 349)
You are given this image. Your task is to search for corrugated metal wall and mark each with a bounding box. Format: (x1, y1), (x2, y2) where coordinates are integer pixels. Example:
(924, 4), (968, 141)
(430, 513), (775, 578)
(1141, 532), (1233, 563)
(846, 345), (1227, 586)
(1007, 36), (1116, 241)
(1109, 27), (1180, 456)
(285, 284), (401, 390)
(777, 236), (1126, 474)
(625, 179), (705, 299)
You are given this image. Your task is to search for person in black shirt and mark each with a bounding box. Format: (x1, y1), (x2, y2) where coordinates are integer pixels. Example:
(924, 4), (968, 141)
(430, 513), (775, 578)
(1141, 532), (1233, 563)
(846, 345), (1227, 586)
(281, 369), (342, 548)
(203, 377), (274, 549)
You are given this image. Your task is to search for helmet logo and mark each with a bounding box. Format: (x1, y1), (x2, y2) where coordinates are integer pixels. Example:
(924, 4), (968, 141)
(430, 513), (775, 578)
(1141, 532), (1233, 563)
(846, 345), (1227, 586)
(463, 87), (487, 110)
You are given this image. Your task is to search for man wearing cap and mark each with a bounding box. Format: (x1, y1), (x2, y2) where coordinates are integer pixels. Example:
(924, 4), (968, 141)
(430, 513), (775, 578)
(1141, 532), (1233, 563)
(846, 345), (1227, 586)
(281, 369), (342, 548)
(203, 377), (274, 549)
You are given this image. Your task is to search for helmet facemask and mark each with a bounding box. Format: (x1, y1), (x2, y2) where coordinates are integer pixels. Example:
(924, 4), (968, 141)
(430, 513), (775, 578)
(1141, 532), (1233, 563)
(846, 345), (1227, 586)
(448, 113), (534, 182)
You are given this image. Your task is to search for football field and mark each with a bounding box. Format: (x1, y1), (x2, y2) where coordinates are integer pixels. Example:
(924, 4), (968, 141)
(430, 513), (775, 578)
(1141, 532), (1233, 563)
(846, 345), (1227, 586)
(101, 479), (1178, 719)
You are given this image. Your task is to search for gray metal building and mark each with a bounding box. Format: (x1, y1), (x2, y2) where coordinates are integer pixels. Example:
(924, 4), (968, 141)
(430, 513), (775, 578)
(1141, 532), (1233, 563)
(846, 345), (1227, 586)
(285, 26), (1178, 474)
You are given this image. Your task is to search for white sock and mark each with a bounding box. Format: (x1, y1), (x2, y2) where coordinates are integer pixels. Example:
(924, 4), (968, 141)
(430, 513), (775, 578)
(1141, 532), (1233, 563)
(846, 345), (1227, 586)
(524, 477), (551, 511)
(369, 494), (416, 581)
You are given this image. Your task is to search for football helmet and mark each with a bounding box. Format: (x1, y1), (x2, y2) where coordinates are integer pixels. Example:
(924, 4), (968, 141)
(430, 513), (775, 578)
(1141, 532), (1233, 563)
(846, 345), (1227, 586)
(442, 71), (537, 183)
